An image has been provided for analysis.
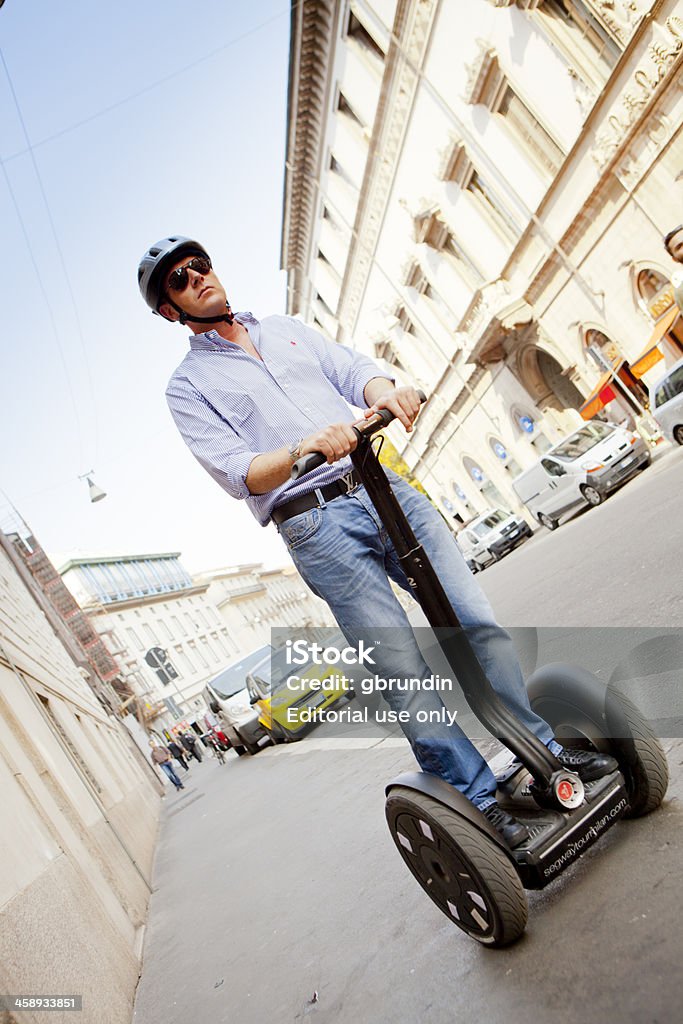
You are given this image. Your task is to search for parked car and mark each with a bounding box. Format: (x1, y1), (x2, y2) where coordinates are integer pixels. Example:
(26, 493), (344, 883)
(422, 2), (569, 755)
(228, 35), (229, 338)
(457, 508), (533, 572)
(650, 357), (683, 445)
(246, 646), (351, 742)
(511, 420), (650, 530)
(202, 646), (273, 756)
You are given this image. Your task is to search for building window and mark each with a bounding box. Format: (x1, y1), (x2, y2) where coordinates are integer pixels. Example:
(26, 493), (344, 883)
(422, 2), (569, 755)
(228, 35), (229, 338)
(174, 645), (194, 675)
(452, 481), (474, 513)
(489, 437), (522, 478)
(535, 1), (621, 88)
(396, 306), (415, 335)
(346, 9), (386, 63)
(465, 168), (518, 239)
(126, 627), (144, 651)
(528, 1), (626, 96)
(465, 46), (565, 177)
(512, 409), (552, 453)
(143, 623), (158, 645)
(583, 327), (621, 364)
(171, 614), (187, 637)
(323, 205), (343, 232)
(462, 456), (507, 509)
(374, 339), (406, 372)
(315, 290), (336, 319)
(337, 90), (365, 132)
(188, 640), (209, 670)
(413, 211), (484, 286)
(495, 83), (565, 177)
(405, 261), (456, 324)
(631, 264), (677, 322)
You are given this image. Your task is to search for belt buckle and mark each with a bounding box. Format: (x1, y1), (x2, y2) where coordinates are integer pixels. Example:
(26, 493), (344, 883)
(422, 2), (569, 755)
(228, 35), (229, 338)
(339, 470), (360, 495)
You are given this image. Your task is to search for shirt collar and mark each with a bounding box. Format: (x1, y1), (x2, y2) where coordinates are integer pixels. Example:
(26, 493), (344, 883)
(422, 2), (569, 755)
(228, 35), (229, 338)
(189, 312), (260, 351)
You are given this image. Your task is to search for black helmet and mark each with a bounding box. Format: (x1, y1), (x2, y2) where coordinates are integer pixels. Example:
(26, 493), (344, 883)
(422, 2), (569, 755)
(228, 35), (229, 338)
(137, 236), (209, 314)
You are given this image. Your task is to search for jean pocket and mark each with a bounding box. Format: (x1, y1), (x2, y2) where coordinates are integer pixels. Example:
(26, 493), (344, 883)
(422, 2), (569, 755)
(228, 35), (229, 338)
(278, 507), (322, 550)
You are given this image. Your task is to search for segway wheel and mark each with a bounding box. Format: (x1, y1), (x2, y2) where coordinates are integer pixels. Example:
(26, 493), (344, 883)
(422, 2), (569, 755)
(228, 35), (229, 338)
(385, 787), (528, 947)
(528, 665), (669, 818)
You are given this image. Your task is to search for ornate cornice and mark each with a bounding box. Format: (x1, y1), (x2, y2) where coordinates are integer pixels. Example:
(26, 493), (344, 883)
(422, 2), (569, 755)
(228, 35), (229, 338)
(336, 0), (439, 335)
(590, 12), (683, 169)
(485, 2), (648, 45)
(281, 0), (338, 312)
(463, 41), (500, 106)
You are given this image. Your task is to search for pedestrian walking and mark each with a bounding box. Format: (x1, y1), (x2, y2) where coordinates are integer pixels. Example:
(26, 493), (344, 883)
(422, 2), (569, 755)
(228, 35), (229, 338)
(180, 731), (203, 762)
(149, 741), (185, 792)
(138, 236), (616, 847)
(167, 739), (190, 772)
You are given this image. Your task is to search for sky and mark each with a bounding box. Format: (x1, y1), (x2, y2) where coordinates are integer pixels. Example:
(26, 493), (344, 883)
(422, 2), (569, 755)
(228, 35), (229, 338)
(0, 0), (295, 574)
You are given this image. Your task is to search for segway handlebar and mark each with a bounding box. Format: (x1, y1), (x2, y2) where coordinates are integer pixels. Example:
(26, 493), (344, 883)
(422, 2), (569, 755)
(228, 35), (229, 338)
(291, 389), (427, 480)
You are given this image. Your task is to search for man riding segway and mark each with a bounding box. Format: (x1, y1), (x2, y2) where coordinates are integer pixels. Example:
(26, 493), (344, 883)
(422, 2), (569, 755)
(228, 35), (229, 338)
(138, 235), (617, 849)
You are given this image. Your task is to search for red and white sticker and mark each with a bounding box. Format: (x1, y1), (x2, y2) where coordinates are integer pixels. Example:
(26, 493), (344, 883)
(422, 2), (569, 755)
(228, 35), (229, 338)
(558, 780), (575, 803)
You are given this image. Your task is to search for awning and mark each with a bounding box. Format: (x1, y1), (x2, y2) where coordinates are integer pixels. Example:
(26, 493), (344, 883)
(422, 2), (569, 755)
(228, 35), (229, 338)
(630, 306), (680, 379)
(579, 364), (621, 421)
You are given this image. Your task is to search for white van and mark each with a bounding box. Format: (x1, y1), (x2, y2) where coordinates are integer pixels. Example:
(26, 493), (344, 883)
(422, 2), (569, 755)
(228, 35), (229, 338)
(203, 646), (272, 756)
(511, 420), (650, 530)
(457, 508), (533, 572)
(650, 357), (683, 445)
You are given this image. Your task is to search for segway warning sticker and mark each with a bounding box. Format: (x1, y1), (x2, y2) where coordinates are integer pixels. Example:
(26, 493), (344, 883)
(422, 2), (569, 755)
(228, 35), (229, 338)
(557, 780), (574, 803)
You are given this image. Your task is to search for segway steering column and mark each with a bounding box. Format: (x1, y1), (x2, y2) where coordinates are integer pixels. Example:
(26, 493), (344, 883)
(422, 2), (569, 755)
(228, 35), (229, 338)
(291, 393), (580, 807)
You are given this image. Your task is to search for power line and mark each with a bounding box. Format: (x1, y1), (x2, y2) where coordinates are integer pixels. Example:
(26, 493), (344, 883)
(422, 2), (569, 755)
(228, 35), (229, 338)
(0, 4), (291, 165)
(0, 45), (100, 468)
(0, 156), (86, 470)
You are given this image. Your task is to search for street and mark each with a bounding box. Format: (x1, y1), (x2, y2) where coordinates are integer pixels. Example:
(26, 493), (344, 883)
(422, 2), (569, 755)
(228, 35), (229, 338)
(133, 447), (683, 1024)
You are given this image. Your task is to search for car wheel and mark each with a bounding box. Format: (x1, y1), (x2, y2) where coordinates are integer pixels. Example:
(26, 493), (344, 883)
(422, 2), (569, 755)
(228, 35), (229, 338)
(233, 744), (247, 756)
(580, 483), (605, 506)
(265, 724), (286, 744)
(673, 425), (683, 445)
(538, 513), (558, 531)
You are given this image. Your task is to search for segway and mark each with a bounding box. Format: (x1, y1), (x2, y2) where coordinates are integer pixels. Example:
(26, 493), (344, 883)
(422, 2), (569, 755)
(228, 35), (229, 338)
(291, 393), (669, 947)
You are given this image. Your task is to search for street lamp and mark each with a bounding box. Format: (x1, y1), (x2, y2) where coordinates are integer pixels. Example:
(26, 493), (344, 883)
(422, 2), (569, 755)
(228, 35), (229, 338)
(78, 471), (107, 503)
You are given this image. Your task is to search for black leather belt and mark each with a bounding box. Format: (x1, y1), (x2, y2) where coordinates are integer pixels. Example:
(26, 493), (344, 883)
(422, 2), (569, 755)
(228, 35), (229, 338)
(271, 469), (362, 525)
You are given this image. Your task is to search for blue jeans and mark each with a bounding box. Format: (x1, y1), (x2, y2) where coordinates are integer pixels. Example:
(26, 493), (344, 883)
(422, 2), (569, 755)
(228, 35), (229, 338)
(277, 471), (559, 808)
(160, 761), (183, 789)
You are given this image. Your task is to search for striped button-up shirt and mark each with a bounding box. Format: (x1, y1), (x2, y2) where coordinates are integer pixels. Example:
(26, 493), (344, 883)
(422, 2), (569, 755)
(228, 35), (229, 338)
(165, 313), (392, 525)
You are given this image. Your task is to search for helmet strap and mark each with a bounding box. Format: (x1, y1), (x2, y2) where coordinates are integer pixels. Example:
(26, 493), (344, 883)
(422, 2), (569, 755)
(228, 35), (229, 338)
(167, 298), (234, 326)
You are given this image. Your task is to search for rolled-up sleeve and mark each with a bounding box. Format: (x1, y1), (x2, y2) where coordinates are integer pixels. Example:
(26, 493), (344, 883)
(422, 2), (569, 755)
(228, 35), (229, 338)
(292, 319), (393, 407)
(166, 378), (258, 500)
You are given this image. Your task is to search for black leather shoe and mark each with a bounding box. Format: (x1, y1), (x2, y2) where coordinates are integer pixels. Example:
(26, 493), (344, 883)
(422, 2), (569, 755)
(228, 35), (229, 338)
(481, 802), (530, 849)
(556, 747), (618, 782)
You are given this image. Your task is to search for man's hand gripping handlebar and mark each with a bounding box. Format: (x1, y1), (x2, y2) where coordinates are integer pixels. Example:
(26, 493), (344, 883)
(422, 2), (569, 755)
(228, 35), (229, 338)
(291, 389), (427, 481)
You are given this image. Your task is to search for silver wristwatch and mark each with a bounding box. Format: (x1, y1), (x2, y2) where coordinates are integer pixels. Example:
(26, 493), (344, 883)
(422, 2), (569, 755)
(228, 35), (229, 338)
(288, 438), (304, 462)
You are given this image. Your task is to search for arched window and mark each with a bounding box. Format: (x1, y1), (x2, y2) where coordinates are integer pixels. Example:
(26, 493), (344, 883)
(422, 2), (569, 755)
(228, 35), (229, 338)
(511, 408), (552, 454)
(451, 480), (474, 514)
(488, 436), (522, 478)
(636, 268), (668, 303)
(583, 327), (621, 364)
(462, 457), (506, 509)
(633, 266), (674, 322)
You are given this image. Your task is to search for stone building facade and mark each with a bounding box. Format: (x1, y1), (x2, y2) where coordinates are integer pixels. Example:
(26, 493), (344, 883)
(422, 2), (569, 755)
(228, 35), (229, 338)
(0, 530), (161, 1024)
(282, 0), (683, 520)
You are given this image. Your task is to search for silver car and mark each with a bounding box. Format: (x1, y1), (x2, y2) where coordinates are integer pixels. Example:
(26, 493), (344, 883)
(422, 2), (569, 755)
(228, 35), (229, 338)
(650, 357), (683, 446)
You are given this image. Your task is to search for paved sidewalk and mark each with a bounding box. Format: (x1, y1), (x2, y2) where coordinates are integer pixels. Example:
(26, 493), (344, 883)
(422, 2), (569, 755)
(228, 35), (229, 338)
(132, 735), (682, 1024)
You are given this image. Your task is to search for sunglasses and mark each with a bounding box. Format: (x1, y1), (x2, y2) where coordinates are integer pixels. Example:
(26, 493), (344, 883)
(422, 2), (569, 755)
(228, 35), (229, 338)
(166, 255), (212, 292)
